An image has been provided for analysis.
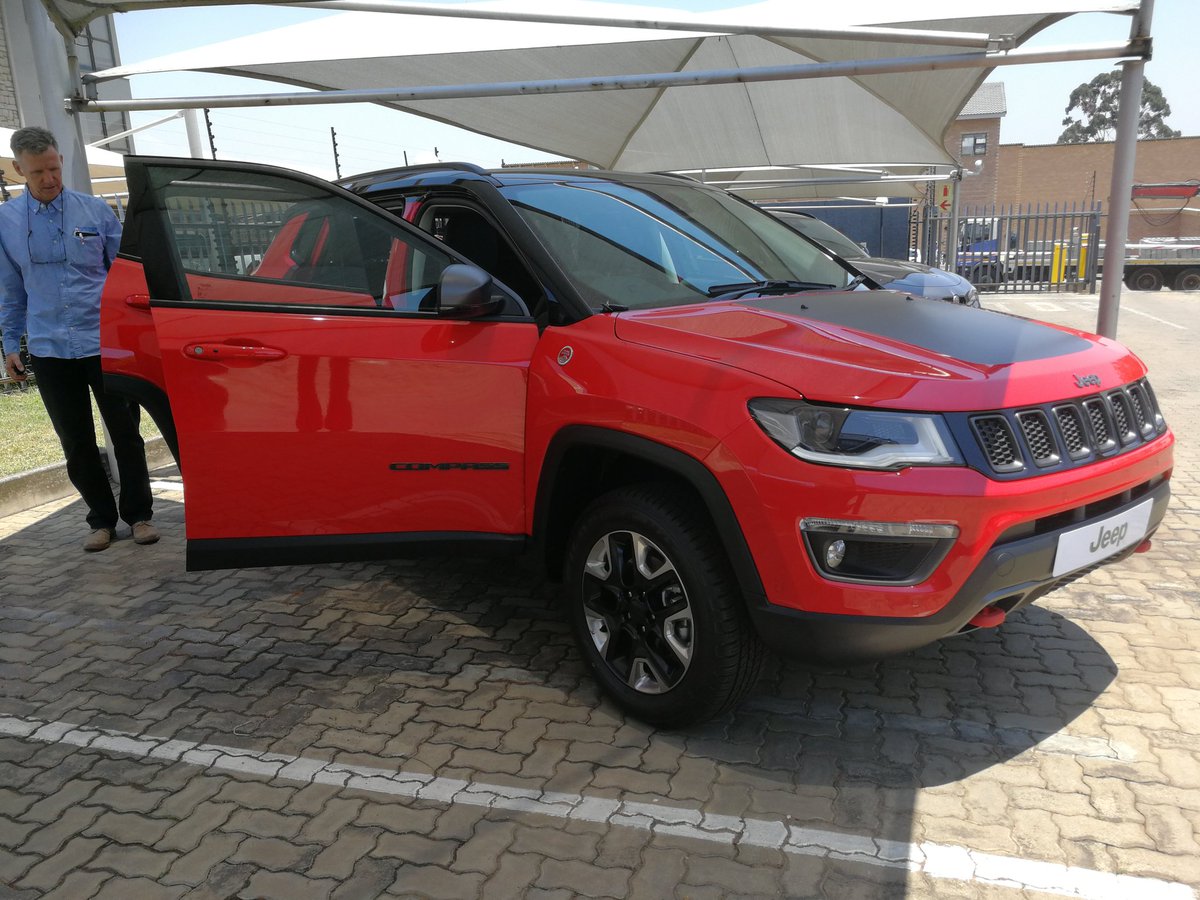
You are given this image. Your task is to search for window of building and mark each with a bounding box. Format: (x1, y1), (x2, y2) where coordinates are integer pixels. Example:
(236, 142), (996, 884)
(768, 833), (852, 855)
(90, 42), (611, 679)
(73, 16), (133, 154)
(960, 132), (988, 157)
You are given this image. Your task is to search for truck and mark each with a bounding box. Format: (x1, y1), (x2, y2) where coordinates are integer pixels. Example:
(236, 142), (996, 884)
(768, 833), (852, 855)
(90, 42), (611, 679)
(1119, 241), (1200, 291)
(100, 158), (1174, 726)
(952, 217), (1200, 291)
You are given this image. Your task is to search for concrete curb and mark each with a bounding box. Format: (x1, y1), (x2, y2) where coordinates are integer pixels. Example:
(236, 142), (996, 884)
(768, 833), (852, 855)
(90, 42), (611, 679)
(0, 436), (175, 519)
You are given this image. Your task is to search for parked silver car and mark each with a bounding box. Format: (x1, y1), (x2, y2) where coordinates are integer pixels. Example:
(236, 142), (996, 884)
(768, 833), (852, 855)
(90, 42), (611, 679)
(774, 211), (980, 307)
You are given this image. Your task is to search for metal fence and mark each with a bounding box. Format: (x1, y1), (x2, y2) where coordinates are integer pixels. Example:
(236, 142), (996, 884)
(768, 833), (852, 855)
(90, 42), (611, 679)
(921, 201), (1104, 293)
(163, 194), (291, 276)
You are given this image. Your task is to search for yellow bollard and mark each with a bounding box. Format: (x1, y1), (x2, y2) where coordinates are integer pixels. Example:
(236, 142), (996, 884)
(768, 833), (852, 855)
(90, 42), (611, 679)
(1077, 236), (1089, 282)
(1051, 242), (1065, 284)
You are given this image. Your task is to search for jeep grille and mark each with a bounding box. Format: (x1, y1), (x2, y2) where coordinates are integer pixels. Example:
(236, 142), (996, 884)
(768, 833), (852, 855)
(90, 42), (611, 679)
(959, 378), (1167, 478)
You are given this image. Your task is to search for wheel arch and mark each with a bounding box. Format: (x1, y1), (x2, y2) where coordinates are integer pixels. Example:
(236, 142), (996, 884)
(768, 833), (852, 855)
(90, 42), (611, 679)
(533, 425), (766, 605)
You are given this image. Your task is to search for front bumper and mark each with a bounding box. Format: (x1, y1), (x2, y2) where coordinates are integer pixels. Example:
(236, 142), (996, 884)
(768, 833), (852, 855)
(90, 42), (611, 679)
(745, 476), (1170, 662)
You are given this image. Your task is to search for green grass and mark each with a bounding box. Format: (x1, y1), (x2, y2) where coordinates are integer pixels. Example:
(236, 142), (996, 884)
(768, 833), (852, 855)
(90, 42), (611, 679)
(0, 385), (160, 479)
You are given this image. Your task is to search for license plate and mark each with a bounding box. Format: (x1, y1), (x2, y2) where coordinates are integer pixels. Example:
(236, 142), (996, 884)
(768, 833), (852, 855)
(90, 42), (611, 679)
(1052, 499), (1153, 577)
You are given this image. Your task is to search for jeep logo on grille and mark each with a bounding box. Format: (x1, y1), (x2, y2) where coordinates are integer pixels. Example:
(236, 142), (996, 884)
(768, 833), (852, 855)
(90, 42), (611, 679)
(1074, 373), (1101, 389)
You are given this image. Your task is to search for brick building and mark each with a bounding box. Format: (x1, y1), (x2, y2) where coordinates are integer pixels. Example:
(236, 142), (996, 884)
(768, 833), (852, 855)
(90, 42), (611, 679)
(996, 137), (1199, 243)
(944, 81), (1005, 208)
(946, 82), (1198, 244)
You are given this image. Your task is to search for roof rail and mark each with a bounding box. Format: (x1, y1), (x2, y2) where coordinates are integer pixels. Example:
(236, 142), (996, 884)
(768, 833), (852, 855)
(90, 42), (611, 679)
(337, 161), (490, 189)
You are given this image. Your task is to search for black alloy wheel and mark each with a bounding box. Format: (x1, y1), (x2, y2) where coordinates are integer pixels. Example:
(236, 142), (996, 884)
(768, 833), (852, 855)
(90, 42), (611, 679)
(581, 528), (694, 695)
(564, 484), (764, 727)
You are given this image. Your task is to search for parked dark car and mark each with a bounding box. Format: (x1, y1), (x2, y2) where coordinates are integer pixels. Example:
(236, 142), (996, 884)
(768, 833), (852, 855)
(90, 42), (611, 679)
(773, 210), (980, 306)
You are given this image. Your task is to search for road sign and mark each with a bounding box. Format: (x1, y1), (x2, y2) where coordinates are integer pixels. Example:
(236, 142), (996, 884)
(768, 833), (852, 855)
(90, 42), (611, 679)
(938, 182), (955, 212)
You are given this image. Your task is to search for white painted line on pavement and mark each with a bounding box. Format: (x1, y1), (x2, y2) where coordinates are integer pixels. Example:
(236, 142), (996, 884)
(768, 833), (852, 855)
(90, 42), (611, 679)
(0, 713), (1191, 900)
(150, 480), (183, 493)
(1121, 305), (1188, 330)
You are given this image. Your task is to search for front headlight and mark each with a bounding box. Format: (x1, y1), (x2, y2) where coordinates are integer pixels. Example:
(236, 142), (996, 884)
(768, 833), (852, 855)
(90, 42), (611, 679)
(965, 286), (980, 307)
(748, 399), (964, 470)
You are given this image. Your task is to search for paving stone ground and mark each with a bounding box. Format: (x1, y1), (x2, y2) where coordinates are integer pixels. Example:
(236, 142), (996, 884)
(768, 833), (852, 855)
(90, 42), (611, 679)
(0, 291), (1197, 899)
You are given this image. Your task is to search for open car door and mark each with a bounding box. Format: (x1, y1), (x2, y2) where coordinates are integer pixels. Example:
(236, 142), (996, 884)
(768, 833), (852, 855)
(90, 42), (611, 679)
(117, 158), (539, 571)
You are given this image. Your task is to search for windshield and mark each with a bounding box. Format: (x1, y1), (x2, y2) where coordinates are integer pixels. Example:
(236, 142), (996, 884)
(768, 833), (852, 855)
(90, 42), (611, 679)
(501, 178), (853, 311)
(774, 213), (868, 260)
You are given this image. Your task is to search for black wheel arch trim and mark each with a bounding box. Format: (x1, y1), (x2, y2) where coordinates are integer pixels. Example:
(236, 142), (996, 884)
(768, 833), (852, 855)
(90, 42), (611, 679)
(533, 425), (767, 606)
(102, 372), (180, 467)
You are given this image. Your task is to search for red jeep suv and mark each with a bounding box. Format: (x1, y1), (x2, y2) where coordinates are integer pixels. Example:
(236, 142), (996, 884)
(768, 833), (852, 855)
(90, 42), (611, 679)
(100, 158), (1173, 726)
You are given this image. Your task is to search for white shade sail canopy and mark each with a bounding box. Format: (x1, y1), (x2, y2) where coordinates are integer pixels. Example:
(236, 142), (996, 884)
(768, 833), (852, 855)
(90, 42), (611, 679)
(81, 0), (1139, 193)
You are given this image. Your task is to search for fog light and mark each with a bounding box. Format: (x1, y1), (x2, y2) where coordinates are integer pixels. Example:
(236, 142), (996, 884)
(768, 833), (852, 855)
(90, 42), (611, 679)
(800, 518), (959, 585)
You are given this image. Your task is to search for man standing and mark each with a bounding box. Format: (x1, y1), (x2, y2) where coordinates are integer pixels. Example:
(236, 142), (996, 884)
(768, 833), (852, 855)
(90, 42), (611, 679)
(0, 126), (157, 552)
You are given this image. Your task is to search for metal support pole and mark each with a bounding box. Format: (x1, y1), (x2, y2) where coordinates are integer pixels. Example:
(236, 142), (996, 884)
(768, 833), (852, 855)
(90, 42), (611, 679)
(1098, 0), (1155, 339)
(11, 0), (90, 191)
(88, 110), (184, 147)
(947, 167), (963, 273)
(78, 40), (1140, 113)
(292, 1), (1010, 50)
(183, 108), (211, 158)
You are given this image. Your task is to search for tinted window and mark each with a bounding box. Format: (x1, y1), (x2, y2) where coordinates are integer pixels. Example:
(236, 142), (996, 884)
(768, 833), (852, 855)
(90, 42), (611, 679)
(775, 214), (868, 260)
(501, 179), (851, 310)
(156, 167), (455, 310)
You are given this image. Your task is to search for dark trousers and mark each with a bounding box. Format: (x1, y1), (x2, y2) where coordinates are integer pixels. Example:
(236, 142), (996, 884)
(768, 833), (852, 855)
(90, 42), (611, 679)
(30, 354), (153, 531)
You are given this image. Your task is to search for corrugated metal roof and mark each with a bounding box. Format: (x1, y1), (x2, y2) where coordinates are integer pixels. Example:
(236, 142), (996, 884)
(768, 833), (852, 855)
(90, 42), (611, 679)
(960, 82), (1007, 118)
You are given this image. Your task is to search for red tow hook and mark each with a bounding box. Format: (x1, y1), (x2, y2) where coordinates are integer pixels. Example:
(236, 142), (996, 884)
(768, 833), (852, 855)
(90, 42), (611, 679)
(968, 605), (1006, 629)
(1134, 539), (1152, 554)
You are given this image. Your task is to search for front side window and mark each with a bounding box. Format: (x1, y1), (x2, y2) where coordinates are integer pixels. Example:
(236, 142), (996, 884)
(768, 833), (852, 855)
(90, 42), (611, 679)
(501, 179), (852, 311)
(157, 167), (455, 311)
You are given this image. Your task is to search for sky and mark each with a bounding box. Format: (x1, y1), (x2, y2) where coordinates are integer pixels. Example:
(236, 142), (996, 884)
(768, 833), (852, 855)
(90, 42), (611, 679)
(107, 0), (1199, 181)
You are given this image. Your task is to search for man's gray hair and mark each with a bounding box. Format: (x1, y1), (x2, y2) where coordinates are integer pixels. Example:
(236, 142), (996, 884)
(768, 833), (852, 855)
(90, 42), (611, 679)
(11, 126), (58, 158)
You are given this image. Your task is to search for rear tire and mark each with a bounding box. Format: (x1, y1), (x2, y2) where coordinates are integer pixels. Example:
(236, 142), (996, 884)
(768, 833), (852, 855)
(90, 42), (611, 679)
(1173, 268), (1200, 292)
(1125, 267), (1164, 291)
(563, 484), (764, 727)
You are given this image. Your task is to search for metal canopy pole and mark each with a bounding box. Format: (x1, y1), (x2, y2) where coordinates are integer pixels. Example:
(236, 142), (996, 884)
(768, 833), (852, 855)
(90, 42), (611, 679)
(10, 0), (91, 191)
(1097, 0), (1155, 340)
(291, 0), (1012, 50)
(77, 40), (1141, 113)
(947, 167), (963, 273)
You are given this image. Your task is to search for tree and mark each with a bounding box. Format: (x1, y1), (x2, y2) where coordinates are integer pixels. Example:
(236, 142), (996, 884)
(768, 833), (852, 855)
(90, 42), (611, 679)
(1057, 71), (1181, 143)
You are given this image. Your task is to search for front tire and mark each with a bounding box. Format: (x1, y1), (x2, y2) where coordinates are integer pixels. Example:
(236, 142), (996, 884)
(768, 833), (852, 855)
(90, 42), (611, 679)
(564, 485), (764, 727)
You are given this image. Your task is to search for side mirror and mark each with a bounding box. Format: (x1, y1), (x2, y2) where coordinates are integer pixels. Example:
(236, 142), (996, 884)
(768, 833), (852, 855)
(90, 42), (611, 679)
(437, 263), (501, 319)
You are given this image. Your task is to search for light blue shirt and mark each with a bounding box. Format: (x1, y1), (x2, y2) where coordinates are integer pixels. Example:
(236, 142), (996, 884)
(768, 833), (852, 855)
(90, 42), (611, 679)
(0, 188), (122, 360)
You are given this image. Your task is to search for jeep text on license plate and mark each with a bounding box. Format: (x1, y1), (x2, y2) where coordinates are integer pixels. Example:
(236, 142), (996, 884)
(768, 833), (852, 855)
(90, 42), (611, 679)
(1051, 499), (1153, 577)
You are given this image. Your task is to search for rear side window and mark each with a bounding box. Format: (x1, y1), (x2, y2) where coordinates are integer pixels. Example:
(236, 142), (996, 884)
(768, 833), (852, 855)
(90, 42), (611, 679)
(155, 167), (456, 311)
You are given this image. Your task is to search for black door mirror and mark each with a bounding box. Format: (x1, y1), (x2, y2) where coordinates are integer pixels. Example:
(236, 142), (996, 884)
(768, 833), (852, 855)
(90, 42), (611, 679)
(437, 264), (501, 319)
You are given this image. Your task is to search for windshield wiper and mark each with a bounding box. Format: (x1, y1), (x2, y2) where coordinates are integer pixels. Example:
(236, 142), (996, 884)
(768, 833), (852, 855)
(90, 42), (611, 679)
(705, 279), (837, 301)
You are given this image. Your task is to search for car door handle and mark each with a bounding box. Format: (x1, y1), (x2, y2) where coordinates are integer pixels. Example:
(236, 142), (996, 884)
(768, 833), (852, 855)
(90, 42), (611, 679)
(183, 342), (287, 361)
